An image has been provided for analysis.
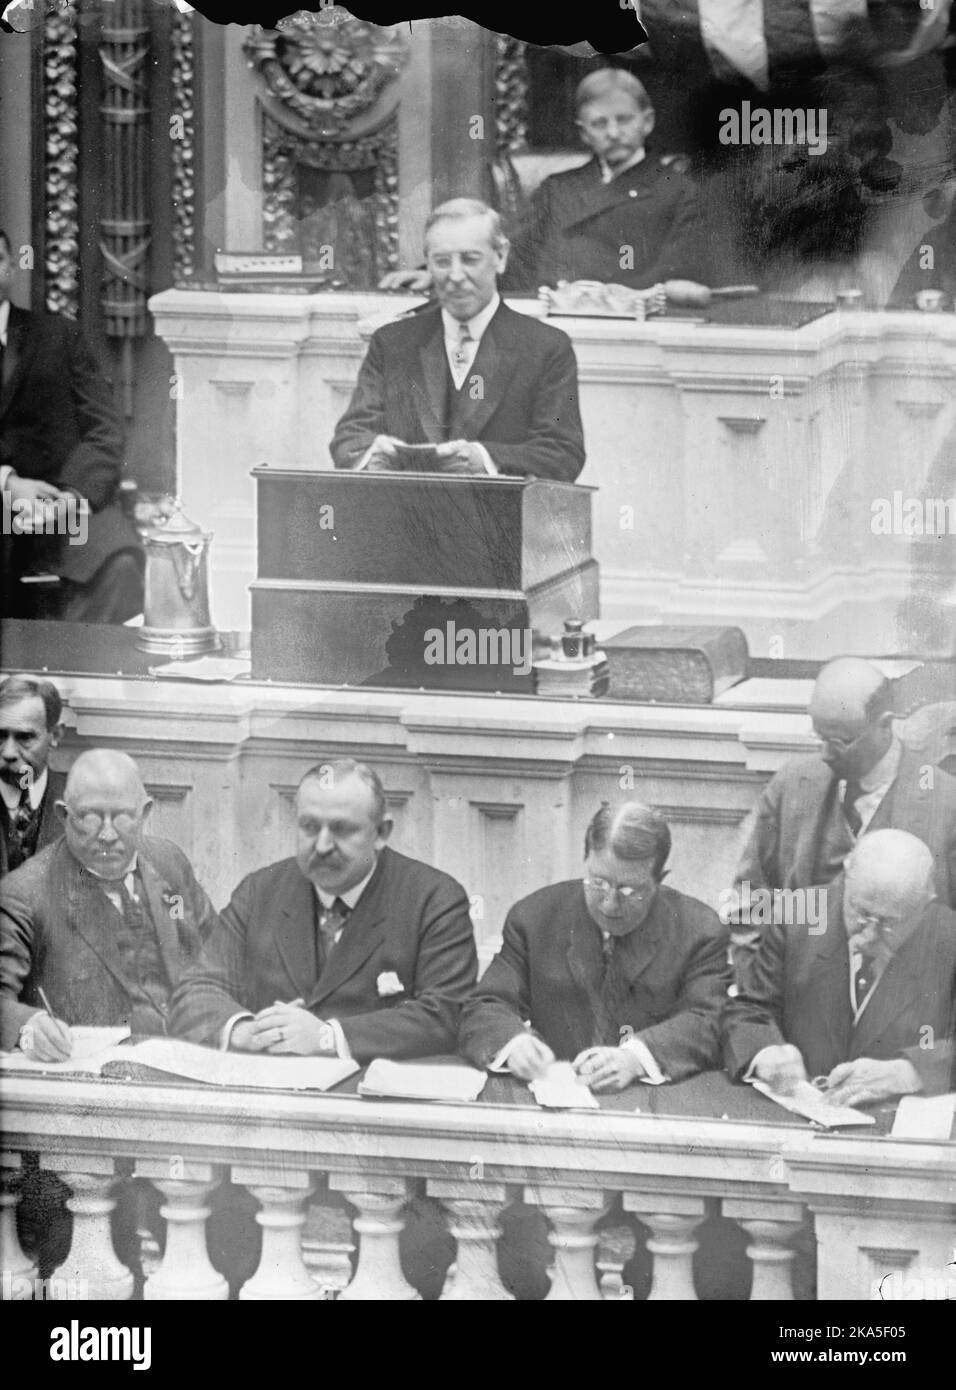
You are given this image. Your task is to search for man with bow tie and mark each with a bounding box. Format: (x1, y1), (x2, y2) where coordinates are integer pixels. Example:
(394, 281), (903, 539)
(458, 801), (730, 1091)
(0, 748), (219, 1057)
(0, 676), (66, 879)
(329, 199), (585, 481)
(170, 758), (478, 1061)
(723, 829), (956, 1105)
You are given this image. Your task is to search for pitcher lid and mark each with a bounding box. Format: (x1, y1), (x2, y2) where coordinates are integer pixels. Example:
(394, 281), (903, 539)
(142, 499), (211, 544)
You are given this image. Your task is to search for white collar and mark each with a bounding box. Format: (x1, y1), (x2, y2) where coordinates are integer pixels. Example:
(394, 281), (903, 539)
(315, 860), (377, 912)
(598, 147), (647, 184)
(856, 734), (902, 795)
(0, 300), (9, 344)
(0, 768), (48, 812)
(441, 292), (500, 346)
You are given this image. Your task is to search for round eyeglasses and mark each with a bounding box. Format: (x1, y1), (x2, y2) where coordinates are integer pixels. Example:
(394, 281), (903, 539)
(583, 876), (655, 903)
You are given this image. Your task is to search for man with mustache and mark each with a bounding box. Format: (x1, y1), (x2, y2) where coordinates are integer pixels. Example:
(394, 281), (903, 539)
(171, 758), (478, 1060)
(733, 657), (956, 916)
(0, 675), (65, 878)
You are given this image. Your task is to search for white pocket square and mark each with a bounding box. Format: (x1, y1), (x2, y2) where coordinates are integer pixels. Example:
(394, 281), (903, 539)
(376, 971), (404, 998)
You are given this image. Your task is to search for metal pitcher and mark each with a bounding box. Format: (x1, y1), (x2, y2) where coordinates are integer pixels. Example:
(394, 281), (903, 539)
(135, 500), (220, 656)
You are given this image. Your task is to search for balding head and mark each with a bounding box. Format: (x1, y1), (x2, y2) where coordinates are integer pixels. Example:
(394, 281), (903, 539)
(59, 750), (152, 880)
(809, 657), (894, 780)
(843, 829), (936, 959)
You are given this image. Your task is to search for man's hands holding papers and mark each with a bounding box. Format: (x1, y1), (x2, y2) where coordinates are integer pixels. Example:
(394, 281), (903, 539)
(573, 1045), (645, 1093)
(750, 1043), (808, 1095)
(504, 1033), (556, 1081)
(825, 1057), (922, 1108)
(19, 1011), (73, 1063)
(231, 1000), (338, 1056)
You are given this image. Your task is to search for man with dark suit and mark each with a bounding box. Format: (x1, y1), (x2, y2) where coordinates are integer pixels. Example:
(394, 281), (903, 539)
(503, 68), (706, 293)
(171, 758), (478, 1061)
(0, 676), (65, 878)
(329, 199), (585, 482)
(459, 801), (730, 1090)
(0, 229), (143, 622)
(723, 830), (956, 1103)
(734, 658), (956, 910)
(0, 748), (218, 1055)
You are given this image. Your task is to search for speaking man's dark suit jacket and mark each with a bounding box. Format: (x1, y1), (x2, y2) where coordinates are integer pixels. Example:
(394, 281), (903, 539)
(734, 745), (956, 908)
(503, 154), (708, 293)
(0, 304), (141, 584)
(329, 301), (585, 482)
(170, 845), (479, 1062)
(0, 768), (66, 878)
(722, 883), (956, 1095)
(458, 881), (731, 1080)
(0, 835), (220, 1049)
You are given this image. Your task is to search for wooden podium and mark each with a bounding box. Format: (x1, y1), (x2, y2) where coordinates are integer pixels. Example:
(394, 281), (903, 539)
(250, 469), (599, 692)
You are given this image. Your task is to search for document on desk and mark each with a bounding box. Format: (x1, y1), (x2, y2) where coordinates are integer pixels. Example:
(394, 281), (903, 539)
(750, 1079), (876, 1128)
(115, 1038), (359, 1090)
(358, 1058), (488, 1102)
(891, 1093), (956, 1141)
(0, 1026), (132, 1074)
(529, 1062), (599, 1110)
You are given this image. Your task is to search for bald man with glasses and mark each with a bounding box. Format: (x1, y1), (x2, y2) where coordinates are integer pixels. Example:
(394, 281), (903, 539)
(459, 801), (730, 1091)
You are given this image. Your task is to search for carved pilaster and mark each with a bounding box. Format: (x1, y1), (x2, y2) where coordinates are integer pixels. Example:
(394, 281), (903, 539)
(494, 35), (528, 155)
(170, 3), (197, 286)
(42, 2), (80, 318)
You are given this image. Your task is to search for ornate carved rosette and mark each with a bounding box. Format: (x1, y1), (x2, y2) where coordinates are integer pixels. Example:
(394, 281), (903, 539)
(494, 34), (529, 155)
(98, 0), (152, 339)
(247, 9), (406, 287)
(42, 2), (81, 318)
(170, 4), (197, 286)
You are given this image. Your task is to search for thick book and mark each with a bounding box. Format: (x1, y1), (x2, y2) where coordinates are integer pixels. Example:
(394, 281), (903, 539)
(602, 625), (749, 703)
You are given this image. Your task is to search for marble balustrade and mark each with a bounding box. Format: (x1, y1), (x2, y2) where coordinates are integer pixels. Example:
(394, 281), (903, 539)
(2, 1077), (954, 1302)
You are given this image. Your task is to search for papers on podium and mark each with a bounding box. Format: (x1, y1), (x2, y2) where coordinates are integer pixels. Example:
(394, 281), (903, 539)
(891, 1093), (956, 1141)
(749, 1079), (876, 1128)
(358, 1058), (487, 1102)
(529, 1062), (599, 1110)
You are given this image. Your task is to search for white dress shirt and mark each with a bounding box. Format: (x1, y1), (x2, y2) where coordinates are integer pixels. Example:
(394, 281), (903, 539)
(839, 735), (902, 837)
(0, 767), (48, 813)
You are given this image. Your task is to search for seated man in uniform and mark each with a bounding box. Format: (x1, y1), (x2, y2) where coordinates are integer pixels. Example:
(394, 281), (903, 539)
(723, 829), (956, 1103)
(381, 68), (706, 295)
(459, 801), (730, 1089)
(330, 198), (585, 480)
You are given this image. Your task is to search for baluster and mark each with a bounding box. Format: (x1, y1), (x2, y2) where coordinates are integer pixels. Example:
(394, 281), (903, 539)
(0, 1157), (38, 1299)
(524, 1186), (610, 1301)
(428, 1180), (513, 1300)
(331, 1175), (420, 1301)
(233, 1166), (324, 1301)
(623, 1194), (708, 1301)
(47, 1157), (134, 1300)
(134, 1160), (228, 1301)
(724, 1199), (805, 1301)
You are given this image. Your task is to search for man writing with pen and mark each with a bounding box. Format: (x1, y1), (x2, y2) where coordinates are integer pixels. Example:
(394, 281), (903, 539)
(0, 747), (219, 1058)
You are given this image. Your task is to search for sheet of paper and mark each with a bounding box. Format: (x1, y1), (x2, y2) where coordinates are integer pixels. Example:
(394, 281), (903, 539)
(891, 1093), (956, 1141)
(117, 1037), (358, 1091)
(148, 656), (250, 682)
(750, 1079), (876, 1128)
(358, 1058), (487, 1102)
(529, 1061), (600, 1110)
(0, 1026), (132, 1074)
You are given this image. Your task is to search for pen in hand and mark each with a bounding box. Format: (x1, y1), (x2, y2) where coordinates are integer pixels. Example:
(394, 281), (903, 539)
(29, 987), (73, 1062)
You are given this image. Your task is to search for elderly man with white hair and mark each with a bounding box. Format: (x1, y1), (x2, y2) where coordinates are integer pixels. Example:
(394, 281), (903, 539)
(723, 829), (956, 1104)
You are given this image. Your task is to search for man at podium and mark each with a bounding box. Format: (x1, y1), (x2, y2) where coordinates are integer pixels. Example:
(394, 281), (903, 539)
(329, 198), (585, 482)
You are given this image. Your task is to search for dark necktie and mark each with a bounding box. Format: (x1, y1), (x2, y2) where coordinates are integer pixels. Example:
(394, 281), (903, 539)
(852, 951), (873, 1013)
(5, 785), (40, 872)
(452, 322), (473, 369)
(317, 896), (350, 973)
(594, 933), (629, 1048)
(112, 873), (171, 1031)
(842, 779), (863, 837)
